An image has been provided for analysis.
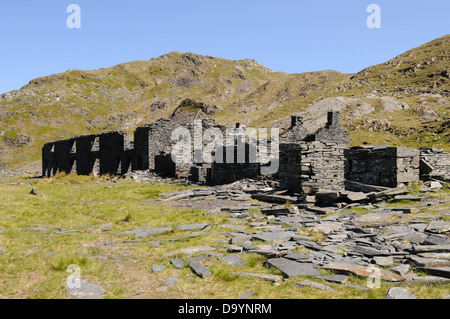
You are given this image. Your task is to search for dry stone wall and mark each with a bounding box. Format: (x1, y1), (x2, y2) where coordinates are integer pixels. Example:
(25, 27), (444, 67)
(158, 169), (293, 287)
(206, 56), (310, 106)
(42, 131), (130, 177)
(419, 147), (450, 181)
(345, 145), (420, 187)
(314, 112), (350, 145)
(133, 118), (180, 171)
(279, 141), (346, 195)
(210, 143), (260, 185)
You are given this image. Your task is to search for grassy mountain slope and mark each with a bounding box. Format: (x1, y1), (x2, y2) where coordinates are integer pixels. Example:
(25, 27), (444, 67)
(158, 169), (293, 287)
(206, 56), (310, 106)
(0, 35), (449, 171)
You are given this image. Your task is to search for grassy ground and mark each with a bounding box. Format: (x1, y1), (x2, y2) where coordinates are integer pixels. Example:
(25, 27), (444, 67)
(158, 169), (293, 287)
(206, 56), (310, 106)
(0, 174), (448, 299)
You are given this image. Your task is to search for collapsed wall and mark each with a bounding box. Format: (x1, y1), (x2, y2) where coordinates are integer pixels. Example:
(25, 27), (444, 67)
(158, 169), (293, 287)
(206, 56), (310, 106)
(419, 147), (450, 181)
(345, 145), (420, 188)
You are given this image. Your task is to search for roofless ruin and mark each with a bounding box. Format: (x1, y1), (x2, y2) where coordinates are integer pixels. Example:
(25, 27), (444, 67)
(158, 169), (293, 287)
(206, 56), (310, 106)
(42, 111), (450, 194)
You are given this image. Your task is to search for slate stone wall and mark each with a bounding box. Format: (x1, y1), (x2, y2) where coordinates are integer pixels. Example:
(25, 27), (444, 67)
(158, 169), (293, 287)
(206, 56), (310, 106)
(42, 131), (129, 177)
(210, 144), (260, 185)
(133, 118), (180, 171)
(278, 143), (303, 193)
(419, 147), (450, 181)
(300, 141), (347, 194)
(345, 145), (420, 187)
(190, 165), (211, 184)
(42, 138), (76, 177)
(280, 116), (309, 142)
(314, 112), (350, 145)
(279, 141), (346, 195)
(76, 135), (99, 176)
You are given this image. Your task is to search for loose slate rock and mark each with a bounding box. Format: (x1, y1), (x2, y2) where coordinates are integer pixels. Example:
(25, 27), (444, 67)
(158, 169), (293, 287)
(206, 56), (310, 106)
(24, 226), (52, 232)
(177, 224), (211, 231)
(323, 261), (406, 282)
(418, 252), (450, 260)
(152, 265), (166, 273)
(170, 258), (185, 269)
(260, 206), (299, 216)
(283, 252), (312, 262)
(423, 235), (447, 246)
(385, 287), (416, 299)
(163, 245), (216, 258)
(390, 264), (410, 276)
(50, 230), (80, 236)
(314, 222), (343, 235)
(295, 280), (335, 291)
(252, 231), (295, 243)
(373, 256), (395, 267)
(239, 291), (255, 299)
(316, 275), (349, 284)
(418, 266), (450, 279)
(413, 245), (450, 253)
(408, 255), (450, 268)
(189, 261), (212, 278)
(44, 251), (58, 258)
(220, 224), (247, 231)
(67, 279), (105, 299)
(113, 256), (136, 262)
(233, 272), (283, 283)
(307, 207), (336, 215)
(353, 246), (384, 257)
(116, 227), (170, 238)
(393, 195), (421, 201)
(265, 258), (319, 278)
(218, 255), (244, 267)
(227, 245), (244, 253)
(165, 276), (178, 287)
(426, 221), (450, 234)
(354, 212), (394, 225)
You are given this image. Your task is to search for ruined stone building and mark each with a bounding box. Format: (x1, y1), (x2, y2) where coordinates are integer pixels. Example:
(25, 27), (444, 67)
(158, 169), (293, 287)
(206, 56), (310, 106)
(42, 131), (133, 178)
(42, 111), (449, 194)
(279, 112), (349, 194)
(278, 111), (446, 194)
(42, 117), (260, 185)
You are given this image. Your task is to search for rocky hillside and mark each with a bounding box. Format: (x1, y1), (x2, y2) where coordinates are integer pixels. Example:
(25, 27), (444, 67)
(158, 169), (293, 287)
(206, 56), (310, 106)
(0, 35), (449, 171)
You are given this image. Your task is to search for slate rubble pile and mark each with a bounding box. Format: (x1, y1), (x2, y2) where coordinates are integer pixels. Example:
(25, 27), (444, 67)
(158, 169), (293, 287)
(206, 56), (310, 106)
(146, 176), (450, 291)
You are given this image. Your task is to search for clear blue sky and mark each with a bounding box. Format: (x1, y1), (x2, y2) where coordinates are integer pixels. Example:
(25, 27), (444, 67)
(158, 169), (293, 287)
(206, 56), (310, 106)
(0, 0), (449, 94)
